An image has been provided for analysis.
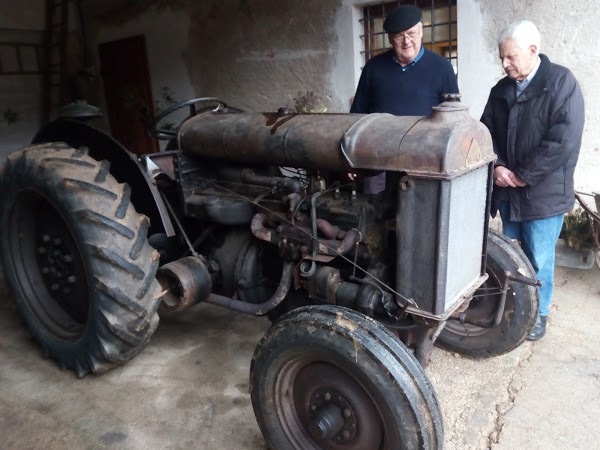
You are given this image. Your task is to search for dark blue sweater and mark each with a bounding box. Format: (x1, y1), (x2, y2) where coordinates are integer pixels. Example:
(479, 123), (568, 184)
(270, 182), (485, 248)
(350, 49), (458, 116)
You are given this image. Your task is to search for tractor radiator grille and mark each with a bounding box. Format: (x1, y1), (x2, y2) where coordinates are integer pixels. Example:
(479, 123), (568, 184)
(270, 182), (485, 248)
(396, 165), (490, 315)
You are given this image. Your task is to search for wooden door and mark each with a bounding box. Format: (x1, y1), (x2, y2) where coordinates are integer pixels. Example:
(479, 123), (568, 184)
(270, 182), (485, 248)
(99, 35), (158, 155)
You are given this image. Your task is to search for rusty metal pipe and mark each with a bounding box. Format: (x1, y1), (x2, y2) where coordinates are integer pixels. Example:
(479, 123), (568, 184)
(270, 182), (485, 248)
(316, 218), (344, 240)
(240, 168), (302, 193)
(336, 228), (362, 254)
(205, 262), (294, 315)
(251, 212), (276, 243)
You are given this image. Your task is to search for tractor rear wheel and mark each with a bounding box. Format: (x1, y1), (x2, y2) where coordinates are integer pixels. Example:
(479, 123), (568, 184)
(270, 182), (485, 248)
(0, 143), (161, 376)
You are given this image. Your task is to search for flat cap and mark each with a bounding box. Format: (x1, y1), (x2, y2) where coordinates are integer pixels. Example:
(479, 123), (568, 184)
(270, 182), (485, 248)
(383, 5), (422, 33)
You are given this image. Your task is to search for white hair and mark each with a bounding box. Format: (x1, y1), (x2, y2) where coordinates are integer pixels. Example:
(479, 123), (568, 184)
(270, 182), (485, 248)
(498, 20), (541, 53)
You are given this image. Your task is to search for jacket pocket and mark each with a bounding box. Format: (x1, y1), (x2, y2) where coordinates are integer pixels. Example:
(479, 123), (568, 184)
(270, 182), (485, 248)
(525, 166), (565, 199)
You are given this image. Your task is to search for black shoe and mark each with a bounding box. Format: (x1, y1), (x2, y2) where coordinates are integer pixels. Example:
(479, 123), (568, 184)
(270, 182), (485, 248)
(527, 316), (548, 341)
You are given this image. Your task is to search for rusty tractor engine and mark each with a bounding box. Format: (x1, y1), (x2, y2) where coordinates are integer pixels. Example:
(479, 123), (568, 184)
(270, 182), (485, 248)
(0, 97), (540, 450)
(151, 100), (499, 358)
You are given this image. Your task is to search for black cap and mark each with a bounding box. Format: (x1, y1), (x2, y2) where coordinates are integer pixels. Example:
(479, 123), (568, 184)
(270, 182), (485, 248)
(383, 5), (422, 33)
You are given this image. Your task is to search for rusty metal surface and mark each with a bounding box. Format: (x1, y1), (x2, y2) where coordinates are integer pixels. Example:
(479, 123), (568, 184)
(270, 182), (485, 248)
(156, 256), (212, 312)
(205, 262), (294, 315)
(178, 110), (360, 171)
(177, 105), (495, 179)
(343, 102), (495, 177)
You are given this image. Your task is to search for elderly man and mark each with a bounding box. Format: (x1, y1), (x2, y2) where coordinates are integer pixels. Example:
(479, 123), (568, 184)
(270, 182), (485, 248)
(481, 20), (585, 340)
(350, 4), (458, 193)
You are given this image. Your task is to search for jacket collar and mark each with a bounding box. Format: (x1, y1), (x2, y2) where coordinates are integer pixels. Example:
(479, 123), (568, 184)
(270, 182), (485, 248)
(517, 54), (551, 100)
(492, 54), (552, 105)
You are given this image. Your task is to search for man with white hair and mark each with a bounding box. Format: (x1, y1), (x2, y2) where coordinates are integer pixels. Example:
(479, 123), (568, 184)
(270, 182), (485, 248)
(481, 20), (585, 340)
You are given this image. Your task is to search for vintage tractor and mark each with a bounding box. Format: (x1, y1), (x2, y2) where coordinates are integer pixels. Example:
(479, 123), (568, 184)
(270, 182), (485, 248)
(0, 97), (539, 449)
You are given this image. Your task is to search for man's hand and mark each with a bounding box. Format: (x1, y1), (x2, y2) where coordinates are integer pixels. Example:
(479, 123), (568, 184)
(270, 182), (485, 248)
(494, 166), (526, 187)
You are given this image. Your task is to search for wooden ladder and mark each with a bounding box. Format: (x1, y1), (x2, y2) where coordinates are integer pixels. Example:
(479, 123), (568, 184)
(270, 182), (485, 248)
(42, 0), (69, 123)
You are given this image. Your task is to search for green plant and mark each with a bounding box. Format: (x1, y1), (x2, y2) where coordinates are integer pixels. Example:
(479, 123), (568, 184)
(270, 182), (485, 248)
(560, 208), (595, 250)
(154, 86), (179, 130)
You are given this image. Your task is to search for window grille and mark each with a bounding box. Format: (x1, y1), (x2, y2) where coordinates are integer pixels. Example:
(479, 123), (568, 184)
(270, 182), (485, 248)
(0, 42), (43, 75)
(360, 0), (457, 74)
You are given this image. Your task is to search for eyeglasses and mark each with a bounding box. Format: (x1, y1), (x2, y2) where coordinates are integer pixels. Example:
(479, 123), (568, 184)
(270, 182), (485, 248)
(390, 30), (420, 41)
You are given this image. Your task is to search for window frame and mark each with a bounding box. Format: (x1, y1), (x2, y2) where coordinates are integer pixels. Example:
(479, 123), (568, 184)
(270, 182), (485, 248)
(359, 0), (457, 73)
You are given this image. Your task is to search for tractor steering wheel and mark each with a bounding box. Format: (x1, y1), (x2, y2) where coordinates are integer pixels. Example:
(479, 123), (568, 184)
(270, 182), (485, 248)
(147, 97), (230, 140)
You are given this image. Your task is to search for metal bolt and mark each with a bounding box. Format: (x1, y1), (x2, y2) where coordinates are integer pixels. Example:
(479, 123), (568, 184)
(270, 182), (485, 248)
(67, 275), (76, 284)
(343, 408), (352, 418)
(50, 283), (59, 291)
(342, 430), (351, 439)
(53, 237), (62, 246)
(42, 234), (51, 242)
(324, 392), (331, 401)
(311, 404), (317, 411)
(63, 255), (73, 263)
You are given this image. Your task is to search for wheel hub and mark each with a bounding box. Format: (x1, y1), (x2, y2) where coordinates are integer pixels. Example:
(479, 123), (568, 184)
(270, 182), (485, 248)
(289, 362), (383, 449)
(308, 388), (357, 442)
(37, 234), (78, 296)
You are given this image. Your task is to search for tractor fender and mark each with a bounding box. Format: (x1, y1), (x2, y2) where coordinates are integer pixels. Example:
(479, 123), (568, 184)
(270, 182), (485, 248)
(32, 118), (175, 237)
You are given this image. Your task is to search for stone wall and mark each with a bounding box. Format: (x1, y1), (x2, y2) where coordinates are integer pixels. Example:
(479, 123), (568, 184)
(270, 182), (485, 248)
(184, 1), (344, 112)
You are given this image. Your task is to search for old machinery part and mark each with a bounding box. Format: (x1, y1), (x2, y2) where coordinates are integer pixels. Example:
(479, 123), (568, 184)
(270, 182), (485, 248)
(250, 305), (443, 449)
(240, 168), (303, 194)
(0, 144), (161, 376)
(147, 97), (232, 140)
(156, 256), (212, 313)
(436, 229), (539, 357)
(177, 104), (494, 175)
(32, 119), (175, 237)
(205, 262), (294, 315)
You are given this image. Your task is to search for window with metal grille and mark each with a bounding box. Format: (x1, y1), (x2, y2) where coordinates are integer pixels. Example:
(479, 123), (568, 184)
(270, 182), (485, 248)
(360, 0), (457, 74)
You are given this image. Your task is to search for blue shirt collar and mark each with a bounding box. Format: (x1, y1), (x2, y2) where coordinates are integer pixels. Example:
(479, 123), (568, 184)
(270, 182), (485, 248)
(392, 46), (425, 71)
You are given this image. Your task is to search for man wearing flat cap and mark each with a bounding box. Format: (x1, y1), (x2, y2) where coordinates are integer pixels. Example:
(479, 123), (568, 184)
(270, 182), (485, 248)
(351, 4), (458, 193)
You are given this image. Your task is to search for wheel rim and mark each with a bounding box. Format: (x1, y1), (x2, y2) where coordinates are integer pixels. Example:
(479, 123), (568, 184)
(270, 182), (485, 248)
(7, 189), (90, 341)
(275, 358), (384, 449)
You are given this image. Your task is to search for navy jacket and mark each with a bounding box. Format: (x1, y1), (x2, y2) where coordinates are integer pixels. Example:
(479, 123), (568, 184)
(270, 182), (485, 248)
(350, 49), (458, 115)
(481, 54), (585, 221)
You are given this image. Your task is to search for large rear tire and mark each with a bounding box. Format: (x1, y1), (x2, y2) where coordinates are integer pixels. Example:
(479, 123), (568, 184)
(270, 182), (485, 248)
(250, 305), (443, 450)
(0, 143), (161, 376)
(436, 229), (539, 357)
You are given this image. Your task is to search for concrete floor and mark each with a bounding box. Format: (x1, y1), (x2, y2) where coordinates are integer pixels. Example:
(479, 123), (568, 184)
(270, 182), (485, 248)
(1, 264), (599, 450)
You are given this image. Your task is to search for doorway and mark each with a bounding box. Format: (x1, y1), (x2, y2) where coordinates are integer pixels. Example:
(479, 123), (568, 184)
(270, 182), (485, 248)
(99, 35), (158, 155)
